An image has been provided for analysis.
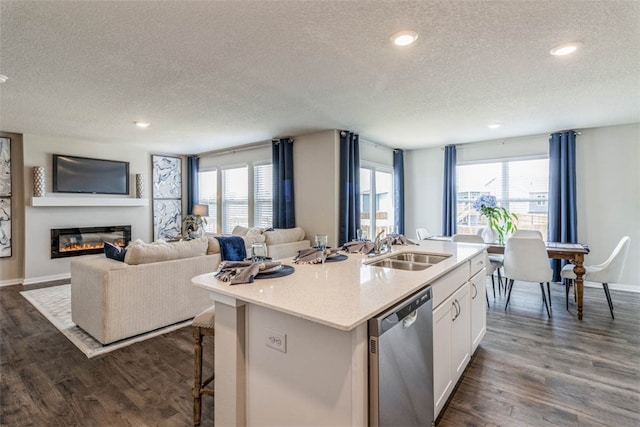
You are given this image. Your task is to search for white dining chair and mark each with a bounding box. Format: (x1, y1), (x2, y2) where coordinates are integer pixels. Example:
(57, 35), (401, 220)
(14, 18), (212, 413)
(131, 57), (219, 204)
(503, 237), (554, 317)
(475, 228), (506, 292)
(561, 236), (631, 319)
(416, 228), (432, 240)
(452, 234), (501, 304)
(511, 229), (543, 239)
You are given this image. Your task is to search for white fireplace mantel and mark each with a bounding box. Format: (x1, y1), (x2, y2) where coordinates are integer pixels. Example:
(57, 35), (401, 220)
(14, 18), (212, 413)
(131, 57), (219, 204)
(30, 197), (149, 207)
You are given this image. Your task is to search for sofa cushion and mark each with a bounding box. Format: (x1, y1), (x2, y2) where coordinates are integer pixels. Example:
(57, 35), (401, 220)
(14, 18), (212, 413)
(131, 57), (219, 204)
(104, 242), (127, 262)
(263, 227), (306, 246)
(232, 225), (264, 237)
(124, 237), (208, 265)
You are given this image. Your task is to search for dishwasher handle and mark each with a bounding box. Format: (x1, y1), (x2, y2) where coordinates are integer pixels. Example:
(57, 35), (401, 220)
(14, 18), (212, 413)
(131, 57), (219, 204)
(369, 286), (432, 337)
(402, 311), (418, 328)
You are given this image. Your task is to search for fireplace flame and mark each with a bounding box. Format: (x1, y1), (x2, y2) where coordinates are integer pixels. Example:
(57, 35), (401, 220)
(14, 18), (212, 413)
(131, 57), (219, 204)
(59, 241), (125, 252)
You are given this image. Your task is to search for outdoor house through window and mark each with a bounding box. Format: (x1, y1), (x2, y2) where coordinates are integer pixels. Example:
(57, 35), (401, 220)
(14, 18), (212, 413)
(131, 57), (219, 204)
(360, 163), (395, 240)
(456, 157), (549, 240)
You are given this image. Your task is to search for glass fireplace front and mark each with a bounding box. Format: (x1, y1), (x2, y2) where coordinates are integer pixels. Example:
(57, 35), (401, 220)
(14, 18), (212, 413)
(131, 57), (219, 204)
(50, 225), (132, 259)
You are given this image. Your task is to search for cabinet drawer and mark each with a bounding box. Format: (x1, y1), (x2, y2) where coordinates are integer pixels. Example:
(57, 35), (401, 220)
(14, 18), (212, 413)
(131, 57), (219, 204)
(431, 263), (470, 309)
(470, 252), (487, 276)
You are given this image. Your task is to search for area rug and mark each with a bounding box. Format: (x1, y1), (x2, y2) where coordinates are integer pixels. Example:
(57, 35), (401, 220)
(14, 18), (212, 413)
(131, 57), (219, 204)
(20, 284), (190, 359)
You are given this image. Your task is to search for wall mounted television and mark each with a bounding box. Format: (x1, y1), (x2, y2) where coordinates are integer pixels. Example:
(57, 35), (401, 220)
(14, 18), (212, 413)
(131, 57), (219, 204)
(52, 154), (130, 195)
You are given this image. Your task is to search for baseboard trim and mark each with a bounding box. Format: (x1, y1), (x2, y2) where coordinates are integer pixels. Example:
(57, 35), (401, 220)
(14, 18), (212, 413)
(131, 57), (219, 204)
(0, 278), (24, 287)
(23, 273), (71, 286)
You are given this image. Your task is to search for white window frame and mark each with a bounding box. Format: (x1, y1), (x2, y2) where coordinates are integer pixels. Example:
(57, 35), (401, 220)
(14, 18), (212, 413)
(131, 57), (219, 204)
(360, 161), (395, 239)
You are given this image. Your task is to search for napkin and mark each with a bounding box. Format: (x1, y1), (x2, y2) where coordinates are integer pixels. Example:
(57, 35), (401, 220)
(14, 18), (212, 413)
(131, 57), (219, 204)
(389, 235), (418, 246)
(294, 247), (340, 264)
(215, 260), (281, 285)
(342, 240), (376, 254)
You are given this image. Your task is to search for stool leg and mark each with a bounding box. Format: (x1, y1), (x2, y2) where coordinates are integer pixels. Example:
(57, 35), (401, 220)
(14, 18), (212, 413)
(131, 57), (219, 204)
(193, 327), (203, 426)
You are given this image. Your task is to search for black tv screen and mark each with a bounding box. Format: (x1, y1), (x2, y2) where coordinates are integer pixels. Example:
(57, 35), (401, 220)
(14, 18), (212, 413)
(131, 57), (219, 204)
(53, 154), (130, 195)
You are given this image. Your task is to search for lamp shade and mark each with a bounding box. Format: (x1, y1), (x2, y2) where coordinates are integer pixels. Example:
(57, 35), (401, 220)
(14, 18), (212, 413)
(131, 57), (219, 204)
(192, 204), (209, 217)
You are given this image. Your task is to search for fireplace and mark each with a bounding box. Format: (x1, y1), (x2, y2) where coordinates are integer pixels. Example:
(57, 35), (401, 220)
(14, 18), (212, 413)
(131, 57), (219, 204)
(51, 225), (132, 259)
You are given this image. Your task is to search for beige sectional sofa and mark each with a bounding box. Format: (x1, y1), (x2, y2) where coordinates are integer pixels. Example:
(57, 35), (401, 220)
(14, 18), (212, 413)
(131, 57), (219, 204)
(71, 227), (310, 345)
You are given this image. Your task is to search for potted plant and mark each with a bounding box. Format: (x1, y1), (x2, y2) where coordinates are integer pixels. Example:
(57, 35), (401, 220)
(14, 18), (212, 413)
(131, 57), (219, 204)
(473, 194), (518, 244)
(183, 214), (207, 238)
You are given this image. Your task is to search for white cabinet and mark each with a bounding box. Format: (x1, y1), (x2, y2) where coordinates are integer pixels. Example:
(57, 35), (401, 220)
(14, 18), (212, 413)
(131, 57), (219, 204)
(433, 251), (488, 418)
(470, 269), (487, 353)
(450, 283), (470, 383)
(433, 281), (471, 417)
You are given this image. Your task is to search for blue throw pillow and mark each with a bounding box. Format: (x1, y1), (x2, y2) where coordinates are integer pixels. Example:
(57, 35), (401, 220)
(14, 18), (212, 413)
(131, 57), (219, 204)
(104, 241), (127, 262)
(215, 236), (247, 261)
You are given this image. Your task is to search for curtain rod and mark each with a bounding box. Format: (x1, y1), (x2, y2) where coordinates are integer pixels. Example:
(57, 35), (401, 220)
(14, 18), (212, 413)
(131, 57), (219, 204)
(198, 141), (270, 158)
(443, 130), (582, 150)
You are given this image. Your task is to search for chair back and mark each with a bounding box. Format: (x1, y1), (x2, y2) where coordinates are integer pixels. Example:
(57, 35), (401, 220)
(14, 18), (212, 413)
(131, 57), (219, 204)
(588, 236), (631, 283)
(452, 234), (496, 275)
(452, 234), (484, 244)
(511, 229), (543, 239)
(416, 228), (431, 240)
(503, 237), (553, 283)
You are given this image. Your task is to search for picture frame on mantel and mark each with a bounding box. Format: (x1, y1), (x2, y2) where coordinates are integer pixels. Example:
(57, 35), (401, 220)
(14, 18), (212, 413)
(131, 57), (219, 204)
(151, 154), (182, 241)
(0, 137), (11, 258)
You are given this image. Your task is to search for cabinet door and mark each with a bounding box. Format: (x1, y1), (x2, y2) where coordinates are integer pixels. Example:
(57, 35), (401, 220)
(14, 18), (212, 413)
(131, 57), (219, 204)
(432, 296), (455, 417)
(470, 269), (487, 353)
(451, 283), (470, 383)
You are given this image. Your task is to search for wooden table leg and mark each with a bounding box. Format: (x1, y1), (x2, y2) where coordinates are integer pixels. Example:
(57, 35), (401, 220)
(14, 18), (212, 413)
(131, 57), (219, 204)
(573, 254), (586, 320)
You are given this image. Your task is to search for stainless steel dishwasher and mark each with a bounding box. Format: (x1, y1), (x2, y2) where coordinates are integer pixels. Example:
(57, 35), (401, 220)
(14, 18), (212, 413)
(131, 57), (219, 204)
(369, 286), (434, 427)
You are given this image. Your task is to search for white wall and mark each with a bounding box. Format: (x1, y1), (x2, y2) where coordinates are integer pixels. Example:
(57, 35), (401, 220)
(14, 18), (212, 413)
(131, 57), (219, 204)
(293, 130), (340, 247)
(405, 146), (444, 240)
(405, 123), (639, 285)
(22, 134), (162, 284)
(576, 123), (639, 286)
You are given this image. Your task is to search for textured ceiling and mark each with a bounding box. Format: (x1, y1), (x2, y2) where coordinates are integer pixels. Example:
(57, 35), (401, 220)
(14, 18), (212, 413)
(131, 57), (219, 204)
(1, 0), (639, 154)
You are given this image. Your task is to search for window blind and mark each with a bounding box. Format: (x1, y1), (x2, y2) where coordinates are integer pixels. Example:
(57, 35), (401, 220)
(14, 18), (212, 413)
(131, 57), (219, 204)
(254, 163), (273, 229)
(456, 158), (549, 239)
(222, 166), (248, 234)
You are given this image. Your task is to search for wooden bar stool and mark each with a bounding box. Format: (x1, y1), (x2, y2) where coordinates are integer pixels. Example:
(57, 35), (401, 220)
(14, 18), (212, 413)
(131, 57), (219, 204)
(192, 305), (215, 426)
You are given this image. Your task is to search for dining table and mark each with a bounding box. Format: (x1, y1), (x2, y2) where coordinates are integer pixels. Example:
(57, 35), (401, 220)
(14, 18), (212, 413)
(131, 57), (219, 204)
(486, 242), (590, 319)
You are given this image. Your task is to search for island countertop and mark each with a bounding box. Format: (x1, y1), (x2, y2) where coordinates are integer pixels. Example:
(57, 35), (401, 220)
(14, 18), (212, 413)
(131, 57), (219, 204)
(192, 240), (485, 331)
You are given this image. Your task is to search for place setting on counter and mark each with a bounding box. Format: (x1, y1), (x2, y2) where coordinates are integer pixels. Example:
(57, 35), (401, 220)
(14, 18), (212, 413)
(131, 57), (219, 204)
(214, 241), (295, 285)
(293, 234), (349, 264)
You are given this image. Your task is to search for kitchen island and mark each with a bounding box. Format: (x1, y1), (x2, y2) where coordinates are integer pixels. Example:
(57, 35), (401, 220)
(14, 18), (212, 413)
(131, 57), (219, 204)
(192, 239), (487, 426)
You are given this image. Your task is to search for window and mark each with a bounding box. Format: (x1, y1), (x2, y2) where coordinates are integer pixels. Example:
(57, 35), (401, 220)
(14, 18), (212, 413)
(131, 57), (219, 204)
(222, 166), (249, 234)
(360, 164), (395, 240)
(198, 170), (217, 233)
(199, 161), (272, 234)
(456, 158), (549, 240)
(254, 163), (272, 229)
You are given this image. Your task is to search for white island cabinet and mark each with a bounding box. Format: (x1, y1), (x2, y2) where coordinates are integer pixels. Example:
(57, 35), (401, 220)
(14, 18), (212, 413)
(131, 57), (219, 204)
(192, 240), (487, 426)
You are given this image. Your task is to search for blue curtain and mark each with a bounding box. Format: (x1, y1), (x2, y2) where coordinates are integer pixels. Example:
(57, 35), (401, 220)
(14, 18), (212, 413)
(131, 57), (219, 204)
(548, 130), (578, 282)
(393, 149), (405, 235)
(187, 156), (199, 214)
(339, 131), (360, 245)
(272, 138), (295, 228)
(442, 145), (457, 236)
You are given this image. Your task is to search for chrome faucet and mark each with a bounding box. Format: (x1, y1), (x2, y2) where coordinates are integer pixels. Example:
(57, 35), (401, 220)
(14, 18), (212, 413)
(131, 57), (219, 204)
(373, 230), (389, 255)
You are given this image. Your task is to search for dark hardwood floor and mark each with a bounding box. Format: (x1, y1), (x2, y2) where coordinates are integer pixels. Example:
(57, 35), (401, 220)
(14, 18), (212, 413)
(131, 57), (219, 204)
(1, 280), (639, 426)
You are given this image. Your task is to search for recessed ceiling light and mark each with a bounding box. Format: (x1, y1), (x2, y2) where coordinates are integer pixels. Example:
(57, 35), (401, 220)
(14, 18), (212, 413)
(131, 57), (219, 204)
(134, 121), (150, 128)
(550, 41), (582, 56)
(488, 123), (502, 129)
(0, 74), (8, 83)
(391, 30), (419, 46)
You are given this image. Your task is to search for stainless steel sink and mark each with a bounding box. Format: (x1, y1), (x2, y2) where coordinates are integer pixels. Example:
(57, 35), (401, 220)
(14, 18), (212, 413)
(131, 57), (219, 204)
(366, 258), (431, 271)
(387, 252), (450, 264)
(365, 252), (451, 271)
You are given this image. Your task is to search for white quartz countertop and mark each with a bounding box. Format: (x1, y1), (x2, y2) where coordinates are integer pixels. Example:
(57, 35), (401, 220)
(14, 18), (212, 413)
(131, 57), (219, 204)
(192, 240), (484, 331)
